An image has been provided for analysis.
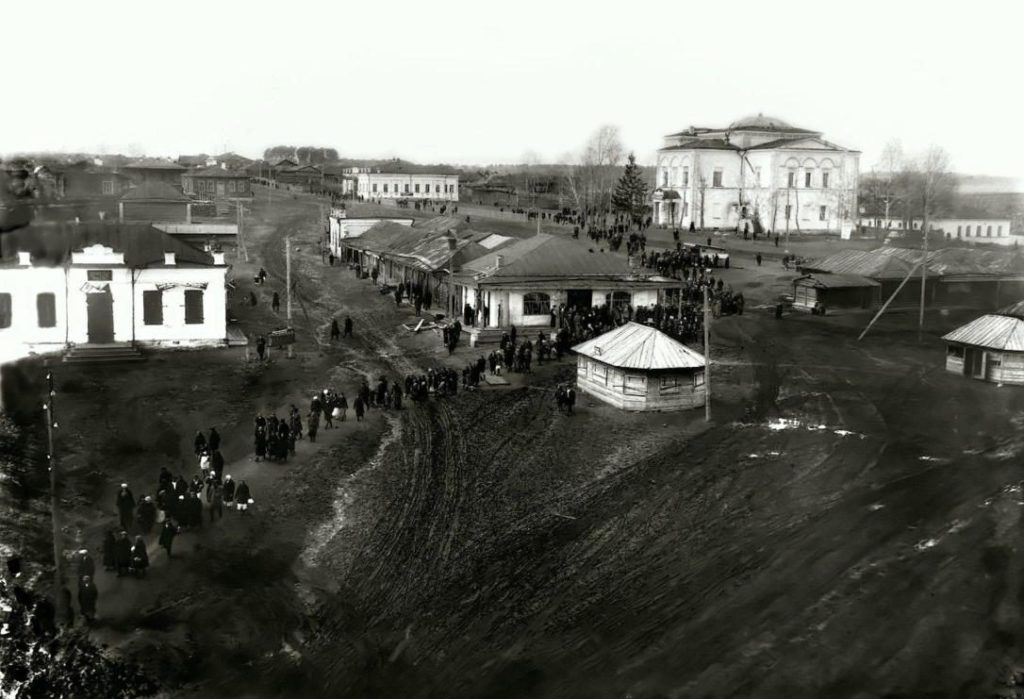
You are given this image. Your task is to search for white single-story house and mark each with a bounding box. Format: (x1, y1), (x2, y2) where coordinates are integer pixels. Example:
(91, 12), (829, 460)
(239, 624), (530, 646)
(452, 234), (682, 335)
(0, 223), (229, 359)
(573, 322), (707, 411)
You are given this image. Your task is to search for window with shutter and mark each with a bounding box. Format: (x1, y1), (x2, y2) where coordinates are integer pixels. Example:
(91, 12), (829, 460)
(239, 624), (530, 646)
(184, 289), (204, 324)
(143, 290), (163, 325)
(0, 293), (12, 328)
(36, 293), (56, 328)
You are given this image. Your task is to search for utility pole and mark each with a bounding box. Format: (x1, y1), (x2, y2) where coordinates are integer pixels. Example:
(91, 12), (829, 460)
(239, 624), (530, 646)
(44, 369), (65, 623)
(918, 196), (929, 341)
(703, 284), (711, 422)
(286, 237), (294, 359)
(237, 202), (248, 262)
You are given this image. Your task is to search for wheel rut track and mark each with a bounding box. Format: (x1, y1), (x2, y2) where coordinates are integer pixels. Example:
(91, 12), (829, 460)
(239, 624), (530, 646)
(343, 311), (469, 613)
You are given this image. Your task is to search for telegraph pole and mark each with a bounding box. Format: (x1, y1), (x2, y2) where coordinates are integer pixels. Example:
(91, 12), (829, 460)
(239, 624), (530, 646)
(286, 237), (294, 359)
(918, 198), (929, 341)
(703, 284), (711, 422)
(237, 202), (248, 262)
(44, 370), (65, 622)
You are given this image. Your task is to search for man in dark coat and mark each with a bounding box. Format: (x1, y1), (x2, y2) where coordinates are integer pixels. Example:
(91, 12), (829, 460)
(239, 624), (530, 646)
(76, 549), (95, 583)
(343, 316), (353, 337)
(330, 318), (340, 341)
(211, 449), (224, 477)
(78, 576), (98, 624)
(114, 531), (132, 577)
(116, 483), (135, 532)
(137, 496), (156, 535)
(235, 480), (252, 515)
(193, 431), (207, 456)
(208, 427), (221, 453)
(256, 335), (266, 360)
(159, 520), (178, 558)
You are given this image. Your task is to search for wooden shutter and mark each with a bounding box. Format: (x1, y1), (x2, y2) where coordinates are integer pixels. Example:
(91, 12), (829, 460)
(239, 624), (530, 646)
(184, 289), (204, 324)
(0, 293), (11, 328)
(36, 293), (56, 328)
(143, 290), (163, 325)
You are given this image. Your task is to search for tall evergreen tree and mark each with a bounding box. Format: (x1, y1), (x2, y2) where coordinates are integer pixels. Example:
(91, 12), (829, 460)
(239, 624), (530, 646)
(612, 153), (649, 226)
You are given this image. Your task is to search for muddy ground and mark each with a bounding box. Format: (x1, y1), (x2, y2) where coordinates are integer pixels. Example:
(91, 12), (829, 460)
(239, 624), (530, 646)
(4, 189), (1024, 698)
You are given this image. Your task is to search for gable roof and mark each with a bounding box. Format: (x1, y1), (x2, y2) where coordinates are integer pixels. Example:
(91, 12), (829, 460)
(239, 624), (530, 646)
(793, 273), (879, 289)
(943, 315), (1024, 352)
(0, 222), (216, 267)
(746, 136), (853, 151)
(659, 138), (738, 152)
(184, 167), (249, 178)
(124, 158), (186, 171)
(573, 322), (706, 370)
(460, 234), (631, 279)
(120, 182), (189, 202)
(801, 249), (918, 280)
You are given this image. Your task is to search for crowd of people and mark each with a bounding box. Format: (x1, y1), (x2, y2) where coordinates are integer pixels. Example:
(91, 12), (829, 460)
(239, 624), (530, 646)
(69, 427), (255, 625)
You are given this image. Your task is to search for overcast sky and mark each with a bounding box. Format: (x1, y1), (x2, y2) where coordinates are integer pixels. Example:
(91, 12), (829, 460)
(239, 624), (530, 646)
(3, 0), (1021, 176)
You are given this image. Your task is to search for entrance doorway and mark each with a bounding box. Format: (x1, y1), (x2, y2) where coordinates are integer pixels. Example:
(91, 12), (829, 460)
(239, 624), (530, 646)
(86, 289), (114, 343)
(566, 289), (592, 311)
(217, 182), (226, 197)
(964, 347), (984, 379)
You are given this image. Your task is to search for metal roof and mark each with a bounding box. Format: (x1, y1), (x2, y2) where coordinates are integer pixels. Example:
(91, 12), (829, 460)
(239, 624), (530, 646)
(0, 223), (216, 267)
(801, 249), (916, 280)
(997, 300), (1024, 320)
(793, 273), (880, 289)
(573, 322), (706, 371)
(943, 315), (1024, 352)
(460, 234), (631, 279)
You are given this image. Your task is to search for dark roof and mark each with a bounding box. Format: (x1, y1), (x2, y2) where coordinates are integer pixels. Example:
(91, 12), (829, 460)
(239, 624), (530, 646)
(124, 158), (186, 171)
(804, 247), (1024, 280)
(0, 223), (216, 267)
(659, 138), (737, 152)
(273, 158), (298, 167)
(793, 273), (880, 289)
(184, 167), (249, 179)
(121, 182), (189, 202)
(177, 154), (210, 166)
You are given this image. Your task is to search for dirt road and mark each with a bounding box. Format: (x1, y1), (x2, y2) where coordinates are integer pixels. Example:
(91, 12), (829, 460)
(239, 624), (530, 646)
(5, 189), (1024, 698)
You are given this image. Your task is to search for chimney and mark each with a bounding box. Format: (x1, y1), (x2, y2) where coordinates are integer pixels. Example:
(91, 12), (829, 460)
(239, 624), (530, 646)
(164, 252), (176, 265)
(18, 251), (31, 266)
(212, 252), (226, 265)
(495, 254), (504, 269)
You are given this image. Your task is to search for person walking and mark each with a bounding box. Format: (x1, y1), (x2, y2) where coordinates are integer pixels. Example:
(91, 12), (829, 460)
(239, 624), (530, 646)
(209, 484), (224, 522)
(116, 483), (135, 532)
(159, 519), (178, 558)
(130, 537), (149, 578)
(308, 411), (320, 443)
(343, 316), (353, 337)
(78, 576), (98, 625)
(272, 292), (281, 312)
(235, 480), (252, 515)
(354, 395), (365, 422)
(330, 318), (340, 342)
(756, 253), (762, 267)
(256, 335), (266, 361)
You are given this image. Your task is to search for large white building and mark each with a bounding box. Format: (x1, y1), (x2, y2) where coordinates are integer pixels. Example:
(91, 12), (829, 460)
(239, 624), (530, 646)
(652, 114), (860, 235)
(857, 216), (1017, 246)
(0, 224), (229, 364)
(356, 172), (459, 201)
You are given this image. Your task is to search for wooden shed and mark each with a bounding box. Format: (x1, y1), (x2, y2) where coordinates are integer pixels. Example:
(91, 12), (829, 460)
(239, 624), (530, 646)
(573, 322), (706, 411)
(792, 273), (880, 312)
(942, 304), (1024, 385)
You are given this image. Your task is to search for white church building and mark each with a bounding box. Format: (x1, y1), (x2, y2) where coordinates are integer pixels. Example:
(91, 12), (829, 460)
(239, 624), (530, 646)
(652, 114), (860, 235)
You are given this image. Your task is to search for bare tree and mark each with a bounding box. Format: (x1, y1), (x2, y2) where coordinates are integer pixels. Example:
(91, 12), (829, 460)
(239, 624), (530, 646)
(564, 125), (625, 220)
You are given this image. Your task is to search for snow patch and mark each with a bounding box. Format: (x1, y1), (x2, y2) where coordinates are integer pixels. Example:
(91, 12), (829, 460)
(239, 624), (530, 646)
(914, 538), (940, 551)
(868, 503), (885, 511)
